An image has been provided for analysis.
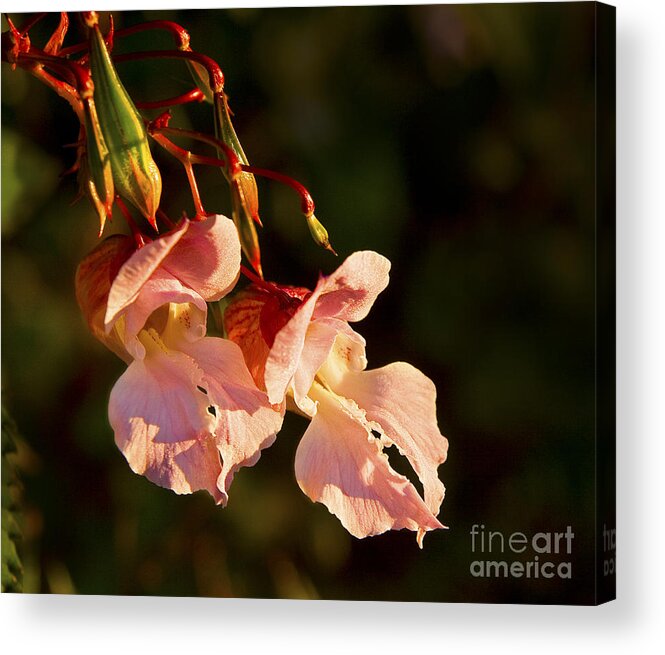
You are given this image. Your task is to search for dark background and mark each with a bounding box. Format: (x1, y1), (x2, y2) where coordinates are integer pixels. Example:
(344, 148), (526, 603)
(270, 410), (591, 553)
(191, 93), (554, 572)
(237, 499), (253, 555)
(2, 3), (602, 603)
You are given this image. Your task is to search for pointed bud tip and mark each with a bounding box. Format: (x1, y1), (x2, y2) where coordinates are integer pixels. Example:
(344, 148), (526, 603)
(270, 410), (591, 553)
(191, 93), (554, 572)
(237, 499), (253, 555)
(306, 213), (336, 255)
(82, 12), (99, 28)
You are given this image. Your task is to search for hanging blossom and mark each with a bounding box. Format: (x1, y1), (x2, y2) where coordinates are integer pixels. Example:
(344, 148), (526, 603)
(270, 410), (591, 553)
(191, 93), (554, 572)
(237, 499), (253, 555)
(5, 12), (451, 547)
(225, 251), (449, 546)
(76, 215), (283, 504)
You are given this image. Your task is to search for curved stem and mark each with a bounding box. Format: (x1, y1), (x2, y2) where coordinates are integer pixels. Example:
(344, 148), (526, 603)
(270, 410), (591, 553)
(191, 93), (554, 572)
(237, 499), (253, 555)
(114, 20), (191, 49)
(20, 50), (92, 97)
(115, 195), (153, 246)
(155, 124), (239, 173)
(148, 130), (209, 220)
(59, 19), (192, 57)
(112, 49), (224, 93)
(28, 66), (83, 122)
(18, 12), (47, 35)
(242, 165), (316, 216)
(135, 87), (205, 110)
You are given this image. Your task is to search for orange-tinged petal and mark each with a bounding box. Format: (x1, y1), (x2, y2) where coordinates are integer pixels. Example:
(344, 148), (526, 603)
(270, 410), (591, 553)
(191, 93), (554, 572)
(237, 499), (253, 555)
(223, 287), (271, 389)
(75, 234), (135, 361)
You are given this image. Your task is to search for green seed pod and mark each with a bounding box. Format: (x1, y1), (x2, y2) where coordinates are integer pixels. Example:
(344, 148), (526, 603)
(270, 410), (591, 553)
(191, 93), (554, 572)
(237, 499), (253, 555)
(212, 92), (264, 272)
(230, 178), (262, 277)
(88, 24), (161, 228)
(214, 93), (260, 224)
(80, 99), (114, 235)
(306, 213), (336, 255)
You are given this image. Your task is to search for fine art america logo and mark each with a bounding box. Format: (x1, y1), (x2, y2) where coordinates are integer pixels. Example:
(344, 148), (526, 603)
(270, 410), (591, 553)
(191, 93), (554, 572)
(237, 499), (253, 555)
(469, 524), (574, 579)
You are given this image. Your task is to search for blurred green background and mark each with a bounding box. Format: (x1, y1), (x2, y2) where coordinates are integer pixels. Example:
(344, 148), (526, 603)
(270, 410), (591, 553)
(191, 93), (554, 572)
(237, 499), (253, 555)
(2, 4), (600, 603)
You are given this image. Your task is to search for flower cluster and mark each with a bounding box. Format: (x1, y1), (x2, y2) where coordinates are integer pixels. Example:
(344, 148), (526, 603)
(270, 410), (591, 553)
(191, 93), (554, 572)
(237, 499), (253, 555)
(4, 11), (449, 545)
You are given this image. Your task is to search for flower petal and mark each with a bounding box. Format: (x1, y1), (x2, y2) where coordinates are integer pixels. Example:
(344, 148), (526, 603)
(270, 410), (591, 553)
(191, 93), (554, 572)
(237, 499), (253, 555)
(328, 362), (449, 518)
(75, 234), (135, 362)
(264, 251), (389, 404)
(109, 337), (215, 444)
(105, 220), (189, 328)
(181, 337), (284, 505)
(295, 385), (443, 545)
(119, 273), (207, 360)
(264, 286), (321, 405)
(223, 287), (271, 389)
(290, 318), (365, 416)
(162, 215), (241, 302)
(312, 251), (391, 323)
(109, 346), (222, 501)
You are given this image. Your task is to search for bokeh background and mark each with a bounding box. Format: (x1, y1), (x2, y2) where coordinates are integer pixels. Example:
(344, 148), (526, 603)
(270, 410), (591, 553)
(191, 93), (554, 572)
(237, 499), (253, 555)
(2, 4), (605, 603)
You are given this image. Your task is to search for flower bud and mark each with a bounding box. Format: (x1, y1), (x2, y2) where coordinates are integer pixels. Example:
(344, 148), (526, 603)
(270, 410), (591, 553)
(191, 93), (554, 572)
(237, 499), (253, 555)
(305, 213), (336, 255)
(214, 93), (260, 224)
(212, 93), (266, 273)
(88, 23), (162, 228)
(230, 180), (263, 277)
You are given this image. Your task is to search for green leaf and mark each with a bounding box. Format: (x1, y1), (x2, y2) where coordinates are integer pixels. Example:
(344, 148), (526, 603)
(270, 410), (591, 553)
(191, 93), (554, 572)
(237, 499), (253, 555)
(1, 405), (23, 593)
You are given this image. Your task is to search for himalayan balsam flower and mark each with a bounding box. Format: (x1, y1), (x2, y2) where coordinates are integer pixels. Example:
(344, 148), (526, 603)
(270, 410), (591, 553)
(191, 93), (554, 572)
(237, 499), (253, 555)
(225, 251), (448, 545)
(76, 215), (282, 504)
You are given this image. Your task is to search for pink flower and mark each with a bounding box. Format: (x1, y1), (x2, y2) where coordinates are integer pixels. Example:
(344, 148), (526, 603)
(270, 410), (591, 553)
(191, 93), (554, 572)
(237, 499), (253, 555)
(76, 215), (283, 504)
(225, 251), (449, 545)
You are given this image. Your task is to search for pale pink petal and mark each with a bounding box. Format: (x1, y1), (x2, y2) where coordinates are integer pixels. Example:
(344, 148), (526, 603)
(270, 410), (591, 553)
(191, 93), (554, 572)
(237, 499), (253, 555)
(263, 286), (323, 405)
(105, 221), (189, 327)
(117, 425), (224, 503)
(262, 252), (388, 403)
(162, 215), (241, 302)
(329, 362), (449, 518)
(291, 318), (365, 416)
(290, 319), (340, 415)
(119, 272), (207, 360)
(109, 341), (215, 444)
(181, 337), (284, 505)
(295, 385), (443, 544)
(312, 251), (391, 323)
(109, 348), (223, 501)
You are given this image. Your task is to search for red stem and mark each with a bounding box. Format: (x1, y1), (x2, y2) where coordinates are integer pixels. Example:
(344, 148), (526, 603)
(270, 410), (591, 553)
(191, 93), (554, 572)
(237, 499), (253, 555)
(148, 130), (209, 219)
(156, 125), (239, 172)
(157, 209), (176, 229)
(112, 49), (224, 93)
(114, 20), (191, 49)
(115, 196), (153, 246)
(135, 87), (205, 110)
(242, 165), (316, 216)
(239, 265), (280, 294)
(18, 12), (47, 35)
(20, 49), (93, 96)
(59, 19), (192, 57)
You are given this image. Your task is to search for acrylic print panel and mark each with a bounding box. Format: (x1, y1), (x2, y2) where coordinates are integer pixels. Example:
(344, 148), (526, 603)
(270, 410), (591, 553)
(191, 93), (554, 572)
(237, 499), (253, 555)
(1, 3), (615, 604)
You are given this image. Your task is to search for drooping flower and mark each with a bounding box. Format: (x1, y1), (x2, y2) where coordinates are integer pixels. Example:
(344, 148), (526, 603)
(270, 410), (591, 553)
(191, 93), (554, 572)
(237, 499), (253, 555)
(76, 215), (282, 504)
(224, 251), (449, 545)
